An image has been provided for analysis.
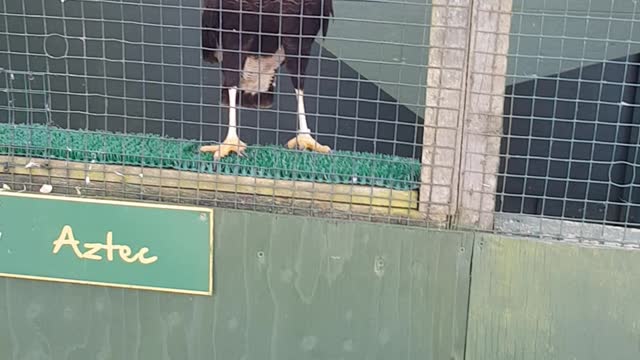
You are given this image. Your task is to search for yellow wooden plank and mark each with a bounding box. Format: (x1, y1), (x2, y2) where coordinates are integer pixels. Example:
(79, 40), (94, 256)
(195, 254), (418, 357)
(0, 156), (420, 211)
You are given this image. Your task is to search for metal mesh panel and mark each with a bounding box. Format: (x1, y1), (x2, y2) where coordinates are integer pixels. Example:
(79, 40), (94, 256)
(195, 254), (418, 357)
(0, 0), (433, 225)
(8, 0), (637, 242)
(495, 0), (640, 245)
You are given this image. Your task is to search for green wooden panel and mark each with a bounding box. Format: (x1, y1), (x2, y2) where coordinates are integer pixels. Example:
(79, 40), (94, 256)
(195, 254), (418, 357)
(466, 234), (640, 360)
(0, 209), (472, 360)
(0, 192), (213, 295)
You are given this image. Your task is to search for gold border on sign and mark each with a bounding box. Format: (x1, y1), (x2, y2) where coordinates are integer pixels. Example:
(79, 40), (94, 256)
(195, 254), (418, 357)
(0, 191), (214, 296)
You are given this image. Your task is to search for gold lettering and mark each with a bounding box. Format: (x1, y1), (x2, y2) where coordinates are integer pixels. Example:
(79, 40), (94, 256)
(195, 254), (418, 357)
(52, 225), (84, 258)
(52, 226), (157, 265)
(117, 245), (137, 263)
(135, 247), (158, 265)
(82, 243), (103, 260)
(105, 231), (115, 261)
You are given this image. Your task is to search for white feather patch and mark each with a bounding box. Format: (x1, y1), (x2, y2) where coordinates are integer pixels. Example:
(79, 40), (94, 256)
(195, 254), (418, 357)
(214, 50), (223, 62)
(240, 47), (285, 94)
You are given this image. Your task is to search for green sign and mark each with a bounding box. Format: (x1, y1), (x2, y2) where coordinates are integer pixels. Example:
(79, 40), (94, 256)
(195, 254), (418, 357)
(0, 192), (213, 295)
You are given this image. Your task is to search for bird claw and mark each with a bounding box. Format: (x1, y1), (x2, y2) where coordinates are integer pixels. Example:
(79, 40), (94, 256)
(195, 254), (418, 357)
(286, 133), (332, 154)
(200, 136), (248, 160)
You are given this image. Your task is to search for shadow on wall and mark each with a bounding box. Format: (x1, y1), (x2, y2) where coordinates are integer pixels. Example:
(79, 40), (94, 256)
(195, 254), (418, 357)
(498, 53), (640, 227)
(0, 0), (424, 160)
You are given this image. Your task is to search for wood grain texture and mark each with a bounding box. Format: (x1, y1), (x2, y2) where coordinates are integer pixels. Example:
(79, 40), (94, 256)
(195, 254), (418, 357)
(421, 0), (471, 224)
(0, 209), (473, 360)
(466, 234), (640, 360)
(457, 0), (512, 229)
(421, 0), (512, 230)
(0, 166), (425, 229)
(0, 156), (418, 212)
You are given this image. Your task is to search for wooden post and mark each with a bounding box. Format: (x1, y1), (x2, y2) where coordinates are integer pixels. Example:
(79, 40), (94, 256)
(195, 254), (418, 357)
(458, 0), (512, 229)
(420, 0), (472, 226)
(420, 0), (512, 229)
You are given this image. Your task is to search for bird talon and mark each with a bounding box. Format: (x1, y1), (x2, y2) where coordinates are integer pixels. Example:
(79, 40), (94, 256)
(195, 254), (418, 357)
(200, 136), (247, 160)
(286, 133), (332, 154)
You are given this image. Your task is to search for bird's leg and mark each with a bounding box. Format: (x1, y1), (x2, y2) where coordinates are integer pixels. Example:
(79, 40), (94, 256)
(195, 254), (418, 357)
(286, 89), (331, 153)
(200, 87), (247, 159)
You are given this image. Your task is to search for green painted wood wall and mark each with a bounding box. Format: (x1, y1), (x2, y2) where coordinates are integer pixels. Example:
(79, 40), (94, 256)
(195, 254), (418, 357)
(465, 234), (640, 360)
(0, 210), (472, 360)
(1, 209), (640, 359)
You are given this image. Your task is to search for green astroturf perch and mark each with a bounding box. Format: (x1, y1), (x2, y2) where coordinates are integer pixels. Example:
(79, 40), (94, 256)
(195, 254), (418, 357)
(0, 123), (421, 190)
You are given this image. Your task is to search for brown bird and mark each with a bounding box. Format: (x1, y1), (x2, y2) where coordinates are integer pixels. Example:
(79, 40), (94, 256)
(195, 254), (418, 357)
(200, 0), (334, 159)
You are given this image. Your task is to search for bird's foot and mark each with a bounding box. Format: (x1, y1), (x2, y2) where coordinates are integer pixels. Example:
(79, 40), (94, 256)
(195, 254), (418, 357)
(286, 133), (331, 154)
(200, 135), (247, 160)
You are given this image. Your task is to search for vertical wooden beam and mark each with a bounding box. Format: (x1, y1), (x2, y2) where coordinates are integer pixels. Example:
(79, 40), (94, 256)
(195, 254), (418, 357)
(420, 0), (472, 226)
(420, 0), (512, 229)
(458, 0), (512, 229)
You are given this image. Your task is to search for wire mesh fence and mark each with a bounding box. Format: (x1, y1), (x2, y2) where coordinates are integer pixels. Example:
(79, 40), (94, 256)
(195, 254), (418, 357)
(3, 0), (640, 244)
(0, 0), (431, 224)
(495, 0), (640, 246)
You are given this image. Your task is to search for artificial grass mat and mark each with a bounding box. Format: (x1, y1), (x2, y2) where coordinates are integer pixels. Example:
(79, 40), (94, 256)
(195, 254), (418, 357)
(0, 123), (421, 190)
